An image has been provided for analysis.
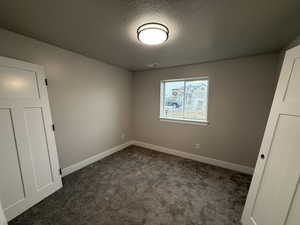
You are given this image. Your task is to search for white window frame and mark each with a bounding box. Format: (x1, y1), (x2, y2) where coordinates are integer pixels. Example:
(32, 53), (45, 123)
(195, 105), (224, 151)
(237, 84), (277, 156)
(159, 77), (209, 126)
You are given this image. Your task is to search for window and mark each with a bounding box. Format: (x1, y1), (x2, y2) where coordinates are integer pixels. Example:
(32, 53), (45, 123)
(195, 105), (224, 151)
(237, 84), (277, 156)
(160, 78), (209, 124)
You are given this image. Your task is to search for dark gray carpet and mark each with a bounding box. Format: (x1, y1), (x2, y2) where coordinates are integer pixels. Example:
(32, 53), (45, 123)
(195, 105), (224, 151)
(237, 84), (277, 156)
(9, 146), (251, 225)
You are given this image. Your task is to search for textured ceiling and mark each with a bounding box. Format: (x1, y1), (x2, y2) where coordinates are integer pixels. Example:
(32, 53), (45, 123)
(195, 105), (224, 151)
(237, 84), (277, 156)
(0, 0), (300, 71)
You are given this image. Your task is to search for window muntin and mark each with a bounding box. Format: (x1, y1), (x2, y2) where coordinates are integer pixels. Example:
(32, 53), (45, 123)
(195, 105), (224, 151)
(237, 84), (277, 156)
(160, 78), (209, 123)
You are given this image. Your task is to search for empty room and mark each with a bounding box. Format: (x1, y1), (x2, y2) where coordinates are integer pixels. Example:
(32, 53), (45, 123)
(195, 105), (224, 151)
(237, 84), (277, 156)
(0, 1), (300, 225)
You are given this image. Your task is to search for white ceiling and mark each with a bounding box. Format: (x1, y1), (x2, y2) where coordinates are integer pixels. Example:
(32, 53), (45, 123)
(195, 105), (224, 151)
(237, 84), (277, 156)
(0, 0), (299, 71)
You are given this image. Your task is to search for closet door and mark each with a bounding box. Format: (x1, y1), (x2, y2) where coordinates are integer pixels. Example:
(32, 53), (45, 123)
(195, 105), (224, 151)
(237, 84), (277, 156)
(0, 56), (62, 221)
(242, 45), (300, 225)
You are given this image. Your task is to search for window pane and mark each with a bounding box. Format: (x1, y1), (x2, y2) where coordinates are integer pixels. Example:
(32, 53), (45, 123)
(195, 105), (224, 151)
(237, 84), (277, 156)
(163, 81), (184, 119)
(184, 80), (208, 121)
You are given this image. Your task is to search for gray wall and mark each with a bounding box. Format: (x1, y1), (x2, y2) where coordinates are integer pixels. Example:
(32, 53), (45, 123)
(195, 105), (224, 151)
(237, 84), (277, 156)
(0, 27), (282, 170)
(0, 28), (132, 168)
(132, 54), (280, 168)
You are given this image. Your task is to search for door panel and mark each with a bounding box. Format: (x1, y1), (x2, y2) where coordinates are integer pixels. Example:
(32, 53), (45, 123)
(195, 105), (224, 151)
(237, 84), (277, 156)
(251, 115), (300, 225)
(24, 107), (53, 190)
(0, 67), (39, 99)
(284, 57), (300, 103)
(285, 177), (300, 225)
(0, 56), (62, 221)
(0, 109), (25, 209)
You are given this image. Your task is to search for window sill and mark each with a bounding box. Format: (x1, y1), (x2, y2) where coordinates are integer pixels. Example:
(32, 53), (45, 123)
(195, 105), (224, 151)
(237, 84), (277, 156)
(160, 118), (209, 126)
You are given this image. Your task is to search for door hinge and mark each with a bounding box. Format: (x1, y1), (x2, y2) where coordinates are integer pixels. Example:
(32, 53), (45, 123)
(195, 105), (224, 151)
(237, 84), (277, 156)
(59, 168), (62, 175)
(52, 124), (55, 131)
(45, 78), (48, 86)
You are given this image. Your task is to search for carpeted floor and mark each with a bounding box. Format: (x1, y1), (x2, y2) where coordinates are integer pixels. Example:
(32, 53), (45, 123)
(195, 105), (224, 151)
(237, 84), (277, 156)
(9, 146), (251, 225)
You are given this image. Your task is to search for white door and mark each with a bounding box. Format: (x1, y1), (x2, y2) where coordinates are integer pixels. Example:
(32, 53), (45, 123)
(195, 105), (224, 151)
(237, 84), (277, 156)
(242, 45), (300, 225)
(0, 56), (62, 221)
(0, 201), (7, 225)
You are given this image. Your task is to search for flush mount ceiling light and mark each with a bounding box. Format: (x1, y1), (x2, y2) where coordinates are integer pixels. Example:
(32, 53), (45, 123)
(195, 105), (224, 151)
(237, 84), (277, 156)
(137, 23), (169, 45)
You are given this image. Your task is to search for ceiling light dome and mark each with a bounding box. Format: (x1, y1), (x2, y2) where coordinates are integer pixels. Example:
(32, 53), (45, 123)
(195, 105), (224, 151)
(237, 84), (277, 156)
(137, 23), (169, 45)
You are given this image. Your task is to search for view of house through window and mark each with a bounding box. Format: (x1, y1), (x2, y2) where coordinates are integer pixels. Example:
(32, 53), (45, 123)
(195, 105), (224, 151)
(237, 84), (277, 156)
(160, 78), (209, 122)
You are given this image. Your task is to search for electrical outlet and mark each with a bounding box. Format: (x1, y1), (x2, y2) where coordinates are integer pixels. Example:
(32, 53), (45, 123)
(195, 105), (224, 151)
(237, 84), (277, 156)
(121, 133), (126, 140)
(195, 144), (200, 149)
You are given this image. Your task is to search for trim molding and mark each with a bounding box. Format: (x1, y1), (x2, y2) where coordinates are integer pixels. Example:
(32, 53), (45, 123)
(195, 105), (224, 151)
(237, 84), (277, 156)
(62, 140), (253, 177)
(61, 141), (134, 177)
(132, 141), (254, 175)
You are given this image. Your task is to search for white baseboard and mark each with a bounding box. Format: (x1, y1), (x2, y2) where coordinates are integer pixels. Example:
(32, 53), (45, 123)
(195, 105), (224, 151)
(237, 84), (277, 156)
(62, 140), (253, 177)
(132, 140), (254, 175)
(61, 141), (134, 177)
